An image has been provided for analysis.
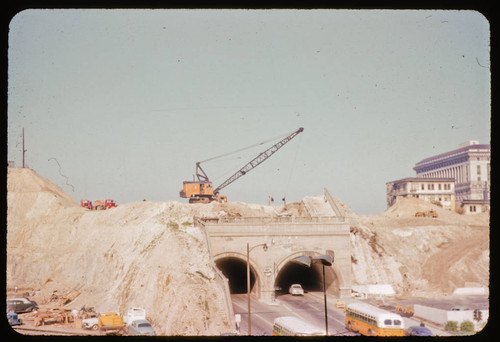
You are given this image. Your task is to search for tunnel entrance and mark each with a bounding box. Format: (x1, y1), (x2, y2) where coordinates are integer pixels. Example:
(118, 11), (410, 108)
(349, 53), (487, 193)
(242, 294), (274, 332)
(275, 260), (337, 297)
(215, 257), (256, 294)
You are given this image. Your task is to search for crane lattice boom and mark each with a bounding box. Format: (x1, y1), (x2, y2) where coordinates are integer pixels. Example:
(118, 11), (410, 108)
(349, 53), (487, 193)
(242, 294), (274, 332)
(214, 127), (304, 195)
(180, 127), (304, 203)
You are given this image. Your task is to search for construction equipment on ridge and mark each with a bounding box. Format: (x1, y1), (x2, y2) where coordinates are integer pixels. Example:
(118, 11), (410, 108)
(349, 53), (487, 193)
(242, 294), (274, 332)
(180, 127), (304, 203)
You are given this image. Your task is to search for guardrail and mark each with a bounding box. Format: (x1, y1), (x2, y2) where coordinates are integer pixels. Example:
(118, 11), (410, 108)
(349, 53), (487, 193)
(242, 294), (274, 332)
(194, 216), (345, 225)
(324, 188), (344, 217)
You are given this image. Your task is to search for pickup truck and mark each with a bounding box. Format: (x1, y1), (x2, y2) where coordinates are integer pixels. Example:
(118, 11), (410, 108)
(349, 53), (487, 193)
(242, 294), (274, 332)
(82, 312), (124, 332)
(123, 307), (146, 326)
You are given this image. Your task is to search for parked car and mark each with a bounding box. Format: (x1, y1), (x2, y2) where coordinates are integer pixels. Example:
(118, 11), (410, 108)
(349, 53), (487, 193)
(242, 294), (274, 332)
(451, 306), (470, 311)
(405, 326), (433, 336)
(82, 317), (99, 330)
(7, 311), (22, 326)
(7, 297), (38, 313)
(289, 284), (304, 296)
(127, 319), (156, 336)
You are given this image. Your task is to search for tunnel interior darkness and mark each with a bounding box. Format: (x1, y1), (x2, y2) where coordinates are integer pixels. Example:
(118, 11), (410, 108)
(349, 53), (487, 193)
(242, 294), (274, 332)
(215, 257), (256, 294)
(275, 261), (337, 296)
(215, 256), (338, 296)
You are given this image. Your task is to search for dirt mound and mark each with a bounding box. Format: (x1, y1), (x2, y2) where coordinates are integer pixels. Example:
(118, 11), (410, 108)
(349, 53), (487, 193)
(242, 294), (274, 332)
(6, 168), (490, 334)
(382, 197), (451, 218)
(6, 168), (233, 335)
(7, 168), (81, 220)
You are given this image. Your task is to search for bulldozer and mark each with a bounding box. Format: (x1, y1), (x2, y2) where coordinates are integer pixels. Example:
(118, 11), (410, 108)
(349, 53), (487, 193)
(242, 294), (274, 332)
(180, 127), (304, 203)
(414, 210), (438, 218)
(395, 303), (414, 316)
(93, 199), (117, 210)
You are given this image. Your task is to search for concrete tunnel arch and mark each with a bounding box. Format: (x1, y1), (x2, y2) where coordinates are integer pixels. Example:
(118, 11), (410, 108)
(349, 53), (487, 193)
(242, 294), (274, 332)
(214, 252), (264, 296)
(274, 251), (345, 297)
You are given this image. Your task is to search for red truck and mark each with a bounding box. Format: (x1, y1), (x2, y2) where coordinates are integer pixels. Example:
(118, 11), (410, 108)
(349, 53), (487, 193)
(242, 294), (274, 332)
(93, 199), (117, 210)
(80, 200), (93, 209)
(80, 199), (117, 210)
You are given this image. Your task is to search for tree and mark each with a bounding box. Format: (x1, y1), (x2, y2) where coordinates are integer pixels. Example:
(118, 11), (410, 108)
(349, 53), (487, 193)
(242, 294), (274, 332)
(445, 321), (458, 332)
(460, 320), (475, 333)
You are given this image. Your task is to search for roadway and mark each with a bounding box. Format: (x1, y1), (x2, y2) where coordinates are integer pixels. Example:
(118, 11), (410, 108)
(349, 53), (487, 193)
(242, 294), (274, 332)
(231, 291), (352, 336)
(231, 292), (459, 336)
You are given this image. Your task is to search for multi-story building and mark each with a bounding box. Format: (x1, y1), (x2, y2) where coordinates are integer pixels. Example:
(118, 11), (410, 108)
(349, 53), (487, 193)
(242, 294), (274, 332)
(413, 141), (490, 213)
(386, 177), (456, 211)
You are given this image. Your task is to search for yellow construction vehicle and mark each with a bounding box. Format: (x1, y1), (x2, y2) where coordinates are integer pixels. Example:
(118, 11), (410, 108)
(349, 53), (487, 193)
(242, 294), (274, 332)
(180, 127), (304, 203)
(414, 210), (438, 218)
(180, 178), (227, 204)
(98, 312), (124, 332)
(395, 303), (414, 316)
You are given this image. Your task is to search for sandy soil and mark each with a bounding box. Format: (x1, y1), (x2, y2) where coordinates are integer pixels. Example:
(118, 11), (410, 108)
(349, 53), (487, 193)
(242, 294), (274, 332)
(6, 168), (489, 335)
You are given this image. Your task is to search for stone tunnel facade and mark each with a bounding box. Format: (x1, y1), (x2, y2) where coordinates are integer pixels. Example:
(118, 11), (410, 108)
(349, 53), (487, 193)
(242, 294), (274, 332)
(201, 216), (351, 303)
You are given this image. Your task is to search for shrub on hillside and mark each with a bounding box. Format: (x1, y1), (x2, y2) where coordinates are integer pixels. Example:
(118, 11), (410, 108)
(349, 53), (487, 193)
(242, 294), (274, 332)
(445, 321), (458, 332)
(460, 320), (475, 333)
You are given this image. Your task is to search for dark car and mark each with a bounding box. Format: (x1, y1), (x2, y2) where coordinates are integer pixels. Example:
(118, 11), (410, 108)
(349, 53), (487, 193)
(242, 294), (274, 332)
(7, 297), (38, 313)
(127, 319), (156, 336)
(405, 326), (433, 336)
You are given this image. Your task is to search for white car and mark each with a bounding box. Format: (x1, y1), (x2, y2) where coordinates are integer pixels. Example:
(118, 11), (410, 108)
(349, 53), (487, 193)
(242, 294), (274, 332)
(82, 317), (99, 330)
(289, 284), (304, 296)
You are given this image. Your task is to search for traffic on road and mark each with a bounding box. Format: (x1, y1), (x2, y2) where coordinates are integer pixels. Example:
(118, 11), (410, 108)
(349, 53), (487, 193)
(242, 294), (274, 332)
(231, 290), (485, 336)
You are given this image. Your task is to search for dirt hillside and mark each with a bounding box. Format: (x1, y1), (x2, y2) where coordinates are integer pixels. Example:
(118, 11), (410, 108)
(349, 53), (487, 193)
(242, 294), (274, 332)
(351, 197), (489, 296)
(7, 168), (237, 335)
(6, 168), (489, 334)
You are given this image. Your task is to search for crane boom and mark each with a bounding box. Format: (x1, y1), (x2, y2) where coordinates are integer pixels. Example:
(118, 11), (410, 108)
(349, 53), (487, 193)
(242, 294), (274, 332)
(213, 127), (304, 195)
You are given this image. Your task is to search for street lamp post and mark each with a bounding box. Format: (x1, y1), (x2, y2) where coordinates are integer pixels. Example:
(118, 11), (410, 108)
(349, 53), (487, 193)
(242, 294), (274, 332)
(291, 254), (333, 335)
(246, 242), (268, 336)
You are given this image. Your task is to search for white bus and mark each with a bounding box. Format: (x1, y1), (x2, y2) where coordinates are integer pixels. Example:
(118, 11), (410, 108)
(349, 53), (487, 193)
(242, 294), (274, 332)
(345, 302), (405, 336)
(272, 316), (325, 336)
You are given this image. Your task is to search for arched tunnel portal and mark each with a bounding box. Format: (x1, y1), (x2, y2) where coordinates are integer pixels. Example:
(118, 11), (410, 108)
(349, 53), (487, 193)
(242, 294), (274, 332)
(214, 251), (342, 300)
(215, 255), (260, 295)
(274, 252), (339, 297)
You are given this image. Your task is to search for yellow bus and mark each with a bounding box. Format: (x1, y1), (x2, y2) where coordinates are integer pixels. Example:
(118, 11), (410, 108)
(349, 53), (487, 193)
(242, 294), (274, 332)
(272, 316), (325, 336)
(345, 302), (405, 336)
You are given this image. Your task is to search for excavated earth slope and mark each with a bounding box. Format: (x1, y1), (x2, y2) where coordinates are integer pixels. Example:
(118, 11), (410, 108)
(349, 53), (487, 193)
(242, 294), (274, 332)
(351, 197), (489, 296)
(7, 168), (237, 335)
(6, 168), (490, 335)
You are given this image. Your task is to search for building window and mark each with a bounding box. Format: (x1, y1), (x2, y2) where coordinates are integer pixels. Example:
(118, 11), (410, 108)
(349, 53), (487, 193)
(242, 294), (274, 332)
(477, 165), (481, 175)
(421, 184), (425, 190)
(470, 205), (476, 212)
(427, 184), (434, 190)
(438, 184), (442, 190)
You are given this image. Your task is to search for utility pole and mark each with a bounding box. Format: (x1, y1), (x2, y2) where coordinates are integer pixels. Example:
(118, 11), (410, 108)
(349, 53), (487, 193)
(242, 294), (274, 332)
(22, 128), (26, 168)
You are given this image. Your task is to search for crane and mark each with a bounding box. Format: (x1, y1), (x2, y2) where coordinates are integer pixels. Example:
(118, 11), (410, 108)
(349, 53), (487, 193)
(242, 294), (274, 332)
(179, 127), (304, 203)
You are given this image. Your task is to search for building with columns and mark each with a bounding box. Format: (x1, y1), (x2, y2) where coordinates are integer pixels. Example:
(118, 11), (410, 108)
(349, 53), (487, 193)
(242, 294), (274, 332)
(412, 141), (490, 213)
(386, 141), (490, 214)
(386, 177), (456, 211)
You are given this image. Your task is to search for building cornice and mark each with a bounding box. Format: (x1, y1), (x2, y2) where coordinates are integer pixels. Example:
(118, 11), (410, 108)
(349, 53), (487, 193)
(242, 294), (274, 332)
(413, 144), (490, 173)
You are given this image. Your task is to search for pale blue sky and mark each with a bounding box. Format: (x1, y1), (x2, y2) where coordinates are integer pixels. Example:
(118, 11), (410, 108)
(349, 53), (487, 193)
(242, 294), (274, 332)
(8, 9), (490, 214)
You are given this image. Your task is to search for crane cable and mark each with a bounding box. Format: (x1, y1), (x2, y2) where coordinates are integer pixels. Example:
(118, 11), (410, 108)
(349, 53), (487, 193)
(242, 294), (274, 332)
(197, 129), (297, 164)
(282, 131), (302, 200)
